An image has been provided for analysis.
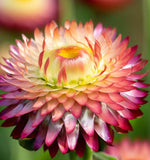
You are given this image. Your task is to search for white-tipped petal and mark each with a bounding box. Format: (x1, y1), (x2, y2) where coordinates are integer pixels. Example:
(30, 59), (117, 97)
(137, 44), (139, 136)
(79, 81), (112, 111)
(45, 120), (63, 146)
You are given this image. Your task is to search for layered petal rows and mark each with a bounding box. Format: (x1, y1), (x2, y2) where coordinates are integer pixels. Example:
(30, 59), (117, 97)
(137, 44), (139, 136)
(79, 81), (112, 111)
(0, 20), (148, 157)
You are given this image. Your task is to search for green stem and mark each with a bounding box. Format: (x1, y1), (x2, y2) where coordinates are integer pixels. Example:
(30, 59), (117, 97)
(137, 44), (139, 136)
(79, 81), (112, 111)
(69, 151), (78, 160)
(82, 145), (93, 160)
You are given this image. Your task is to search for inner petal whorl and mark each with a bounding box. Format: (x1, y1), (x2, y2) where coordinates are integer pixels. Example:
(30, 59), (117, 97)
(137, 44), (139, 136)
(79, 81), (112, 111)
(39, 46), (95, 86)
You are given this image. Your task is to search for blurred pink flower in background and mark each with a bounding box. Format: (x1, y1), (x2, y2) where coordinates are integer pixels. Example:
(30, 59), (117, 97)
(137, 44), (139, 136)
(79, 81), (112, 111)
(0, 0), (58, 31)
(105, 138), (150, 160)
(0, 20), (148, 158)
(81, 0), (134, 12)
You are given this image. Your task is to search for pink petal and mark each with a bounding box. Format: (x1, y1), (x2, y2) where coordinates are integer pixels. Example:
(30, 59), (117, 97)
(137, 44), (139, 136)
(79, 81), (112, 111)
(87, 85), (100, 91)
(45, 120), (63, 146)
(34, 122), (48, 150)
(82, 130), (99, 152)
(0, 64), (15, 74)
(93, 40), (101, 66)
(115, 127), (128, 133)
(94, 23), (103, 39)
(86, 99), (101, 114)
(11, 115), (28, 139)
(88, 91), (99, 100)
(58, 94), (67, 103)
(107, 103), (124, 110)
(109, 93), (124, 102)
(94, 80), (112, 88)
(74, 92), (88, 105)
(34, 28), (44, 48)
(0, 103), (23, 119)
(67, 124), (79, 150)
(1, 90), (44, 100)
(47, 99), (58, 112)
(98, 103), (118, 126)
(75, 135), (86, 157)
(126, 47), (139, 64)
(57, 129), (68, 154)
(21, 114), (37, 138)
(99, 86), (126, 93)
(15, 101), (34, 116)
(118, 109), (143, 119)
(63, 112), (76, 133)
(9, 45), (23, 62)
(1, 76), (34, 90)
(123, 89), (148, 98)
(38, 51), (44, 69)
(70, 102), (82, 118)
(44, 58), (50, 75)
(133, 81), (150, 88)
(1, 117), (18, 127)
(131, 60), (148, 73)
(41, 99), (58, 116)
(128, 72), (148, 80)
(78, 108), (94, 136)
(121, 93), (147, 105)
(52, 104), (65, 122)
(32, 110), (46, 127)
(45, 93), (52, 102)
(94, 117), (113, 143)
(113, 80), (134, 88)
(0, 85), (18, 92)
(107, 76), (125, 83)
(0, 99), (19, 107)
(48, 140), (59, 158)
(66, 90), (77, 98)
(116, 114), (133, 131)
(57, 67), (67, 85)
(118, 100), (140, 110)
(50, 92), (62, 98)
(96, 93), (114, 103)
(63, 98), (75, 111)
(32, 97), (46, 109)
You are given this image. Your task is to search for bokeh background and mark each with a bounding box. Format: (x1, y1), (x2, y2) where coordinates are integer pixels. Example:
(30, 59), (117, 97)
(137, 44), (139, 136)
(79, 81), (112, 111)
(0, 0), (149, 160)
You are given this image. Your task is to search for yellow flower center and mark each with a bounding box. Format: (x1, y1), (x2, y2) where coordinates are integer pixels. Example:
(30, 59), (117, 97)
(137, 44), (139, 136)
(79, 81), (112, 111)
(39, 46), (95, 87)
(58, 46), (81, 59)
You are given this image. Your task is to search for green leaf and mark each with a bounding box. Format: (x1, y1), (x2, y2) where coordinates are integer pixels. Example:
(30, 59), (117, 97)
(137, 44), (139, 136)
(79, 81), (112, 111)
(18, 138), (35, 151)
(93, 152), (117, 160)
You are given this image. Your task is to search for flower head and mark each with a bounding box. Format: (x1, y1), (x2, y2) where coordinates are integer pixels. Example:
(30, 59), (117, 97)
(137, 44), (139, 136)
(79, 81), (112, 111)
(105, 138), (150, 160)
(0, 0), (58, 30)
(81, 0), (134, 12)
(0, 20), (148, 157)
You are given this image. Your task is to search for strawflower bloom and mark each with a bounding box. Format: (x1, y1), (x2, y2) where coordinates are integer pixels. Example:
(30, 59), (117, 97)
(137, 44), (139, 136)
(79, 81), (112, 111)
(105, 138), (150, 160)
(0, 0), (58, 30)
(81, 0), (134, 12)
(0, 20), (149, 157)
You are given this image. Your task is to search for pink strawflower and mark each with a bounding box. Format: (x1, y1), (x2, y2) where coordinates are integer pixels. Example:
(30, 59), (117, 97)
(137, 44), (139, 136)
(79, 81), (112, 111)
(105, 138), (150, 160)
(81, 0), (134, 11)
(0, 20), (148, 157)
(0, 0), (58, 31)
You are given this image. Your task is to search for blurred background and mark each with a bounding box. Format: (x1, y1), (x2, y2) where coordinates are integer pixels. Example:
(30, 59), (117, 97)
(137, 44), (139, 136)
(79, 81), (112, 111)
(0, 0), (149, 160)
